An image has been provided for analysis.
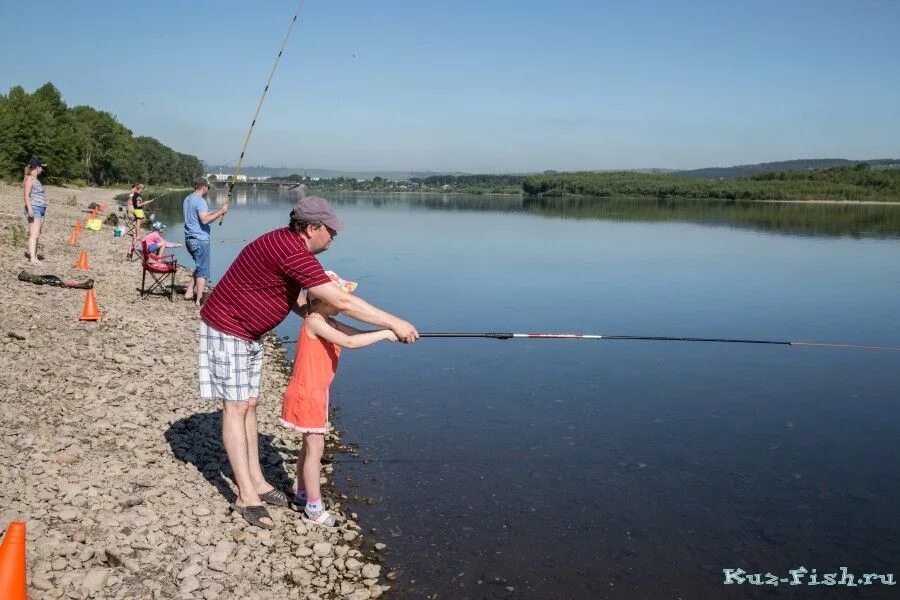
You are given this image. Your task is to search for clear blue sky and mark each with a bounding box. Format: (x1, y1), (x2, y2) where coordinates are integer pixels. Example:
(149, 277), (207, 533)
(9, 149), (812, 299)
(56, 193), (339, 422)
(2, 0), (899, 172)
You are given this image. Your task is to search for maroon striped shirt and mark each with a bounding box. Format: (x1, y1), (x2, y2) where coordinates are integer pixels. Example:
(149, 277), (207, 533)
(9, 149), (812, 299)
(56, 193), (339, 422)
(200, 228), (331, 341)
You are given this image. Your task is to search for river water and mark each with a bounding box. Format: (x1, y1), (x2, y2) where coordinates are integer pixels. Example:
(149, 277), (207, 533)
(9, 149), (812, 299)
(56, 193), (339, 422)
(153, 190), (900, 599)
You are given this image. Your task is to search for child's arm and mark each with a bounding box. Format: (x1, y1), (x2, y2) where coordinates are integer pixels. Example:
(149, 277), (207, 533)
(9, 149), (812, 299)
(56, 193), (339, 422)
(329, 319), (370, 336)
(306, 315), (397, 349)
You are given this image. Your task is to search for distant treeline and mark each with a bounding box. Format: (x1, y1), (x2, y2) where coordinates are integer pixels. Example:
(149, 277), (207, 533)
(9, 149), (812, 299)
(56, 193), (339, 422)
(0, 82), (202, 186)
(523, 164), (900, 202)
(677, 158), (900, 179)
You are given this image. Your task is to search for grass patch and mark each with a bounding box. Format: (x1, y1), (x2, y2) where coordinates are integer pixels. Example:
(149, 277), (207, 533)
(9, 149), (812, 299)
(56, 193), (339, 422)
(7, 224), (27, 247)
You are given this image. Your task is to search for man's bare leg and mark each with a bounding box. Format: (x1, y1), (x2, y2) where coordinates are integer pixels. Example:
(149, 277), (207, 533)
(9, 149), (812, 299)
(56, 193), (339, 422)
(184, 272), (196, 300)
(244, 398), (276, 496)
(222, 400), (273, 526)
(195, 276), (207, 306)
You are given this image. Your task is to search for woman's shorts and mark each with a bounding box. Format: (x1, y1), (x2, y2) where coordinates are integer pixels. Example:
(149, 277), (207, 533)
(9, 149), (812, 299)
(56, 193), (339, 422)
(25, 205), (47, 220)
(148, 242), (162, 253)
(185, 237), (211, 279)
(199, 321), (263, 402)
(132, 209), (145, 219)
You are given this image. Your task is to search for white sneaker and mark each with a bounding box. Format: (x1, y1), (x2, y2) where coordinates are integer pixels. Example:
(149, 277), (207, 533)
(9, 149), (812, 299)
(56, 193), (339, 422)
(302, 508), (340, 531)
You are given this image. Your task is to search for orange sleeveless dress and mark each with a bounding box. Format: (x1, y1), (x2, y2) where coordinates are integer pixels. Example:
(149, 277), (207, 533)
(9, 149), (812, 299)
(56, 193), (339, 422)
(280, 322), (341, 434)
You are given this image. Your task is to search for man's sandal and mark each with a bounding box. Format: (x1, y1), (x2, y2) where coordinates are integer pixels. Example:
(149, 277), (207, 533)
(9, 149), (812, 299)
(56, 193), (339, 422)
(231, 503), (275, 529)
(259, 488), (290, 507)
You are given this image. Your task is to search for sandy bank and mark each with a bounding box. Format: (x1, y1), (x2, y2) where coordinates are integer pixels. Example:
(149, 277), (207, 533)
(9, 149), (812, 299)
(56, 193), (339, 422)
(0, 183), (389, 600)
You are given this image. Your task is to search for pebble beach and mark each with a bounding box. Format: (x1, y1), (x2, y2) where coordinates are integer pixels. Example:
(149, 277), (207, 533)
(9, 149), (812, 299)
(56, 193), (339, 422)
(0, 182), (390, 600)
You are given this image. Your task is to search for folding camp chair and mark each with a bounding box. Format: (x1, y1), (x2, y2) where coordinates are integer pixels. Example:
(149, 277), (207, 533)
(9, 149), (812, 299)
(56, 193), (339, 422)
(126, 233), (141, 261)
(123, 211), (137, 237)
(139, 239), (178, 300)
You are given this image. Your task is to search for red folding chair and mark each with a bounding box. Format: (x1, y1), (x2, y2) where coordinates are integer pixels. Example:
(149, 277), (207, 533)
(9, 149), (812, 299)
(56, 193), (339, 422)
(139, 239), (178, 300)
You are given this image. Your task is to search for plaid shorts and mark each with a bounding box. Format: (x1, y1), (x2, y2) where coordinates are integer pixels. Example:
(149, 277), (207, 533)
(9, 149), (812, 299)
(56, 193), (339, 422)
(199, 322), (264, 402)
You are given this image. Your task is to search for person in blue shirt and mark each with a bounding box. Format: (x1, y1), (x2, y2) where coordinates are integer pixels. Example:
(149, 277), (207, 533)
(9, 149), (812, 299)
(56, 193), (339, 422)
(183, 177), (228, 305)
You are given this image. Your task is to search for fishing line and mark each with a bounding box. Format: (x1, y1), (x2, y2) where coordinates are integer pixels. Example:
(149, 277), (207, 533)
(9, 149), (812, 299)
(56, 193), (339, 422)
(418, 332), (900, 352)
(221, 0), (307, 225)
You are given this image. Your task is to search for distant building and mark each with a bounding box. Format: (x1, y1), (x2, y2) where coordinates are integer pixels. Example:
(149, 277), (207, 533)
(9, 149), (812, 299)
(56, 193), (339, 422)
(207, 173), (248, 182)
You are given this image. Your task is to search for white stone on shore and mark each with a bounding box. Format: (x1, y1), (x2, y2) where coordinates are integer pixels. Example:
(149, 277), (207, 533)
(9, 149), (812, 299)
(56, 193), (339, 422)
(58, 508), (78, 521)
(31, 576), (55, 591)
(345, 557), (363, 572)
(180, 575), (201, 595)
(177, 564), (201, 580)
(81, 567), (110, 594)
(362, 563), (381, 579)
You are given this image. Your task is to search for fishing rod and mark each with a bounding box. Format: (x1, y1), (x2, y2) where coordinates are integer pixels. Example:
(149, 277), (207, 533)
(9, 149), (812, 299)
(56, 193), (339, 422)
(221, 0), (307, 225)
(416, 332), (900, 351)
(137, 194), (165, 208)
(274, 331), (900, 350)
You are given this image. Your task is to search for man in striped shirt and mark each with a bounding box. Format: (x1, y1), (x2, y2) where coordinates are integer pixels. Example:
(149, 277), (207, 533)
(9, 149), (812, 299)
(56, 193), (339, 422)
(199, 196), (418, 528)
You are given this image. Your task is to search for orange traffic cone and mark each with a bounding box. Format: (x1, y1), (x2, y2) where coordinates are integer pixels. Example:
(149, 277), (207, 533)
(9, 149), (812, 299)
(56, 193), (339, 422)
(79, 289), (101, 321)
(0, 521), (27, 600)
(74, 221), (82, 233)
(67, 228), (79, 245)
(74, 249), (90, 270)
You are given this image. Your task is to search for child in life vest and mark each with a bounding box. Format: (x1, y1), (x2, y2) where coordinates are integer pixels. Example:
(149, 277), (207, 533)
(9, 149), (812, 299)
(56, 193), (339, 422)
(281, 271), (398, 529)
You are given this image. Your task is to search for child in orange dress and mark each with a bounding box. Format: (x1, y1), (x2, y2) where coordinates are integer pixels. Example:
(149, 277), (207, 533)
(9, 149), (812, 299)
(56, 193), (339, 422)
(281, 271), (398, 529)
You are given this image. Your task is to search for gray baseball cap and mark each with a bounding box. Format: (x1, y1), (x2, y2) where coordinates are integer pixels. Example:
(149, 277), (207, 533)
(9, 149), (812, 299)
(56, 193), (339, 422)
(291, 196), (344, 231)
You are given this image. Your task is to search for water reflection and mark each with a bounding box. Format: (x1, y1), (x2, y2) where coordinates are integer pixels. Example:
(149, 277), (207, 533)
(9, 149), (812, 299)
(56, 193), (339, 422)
(148, 190), (900, 238)
(332, 193), (900, 237)
(522, 196), (900, 238)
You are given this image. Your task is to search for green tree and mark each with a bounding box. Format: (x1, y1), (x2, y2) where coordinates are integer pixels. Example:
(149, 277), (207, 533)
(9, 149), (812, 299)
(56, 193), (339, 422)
(0, 82), (202, 186)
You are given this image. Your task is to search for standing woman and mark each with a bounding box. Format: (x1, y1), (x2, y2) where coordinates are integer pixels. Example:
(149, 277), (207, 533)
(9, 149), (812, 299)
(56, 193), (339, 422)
(125, 184), (138, 216)
(131, 183), (147, 238)
(23, 157), (48, 266)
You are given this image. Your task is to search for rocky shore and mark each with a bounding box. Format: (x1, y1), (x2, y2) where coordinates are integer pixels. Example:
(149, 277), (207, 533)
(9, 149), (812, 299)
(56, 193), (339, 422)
(0, 183), (389, 600)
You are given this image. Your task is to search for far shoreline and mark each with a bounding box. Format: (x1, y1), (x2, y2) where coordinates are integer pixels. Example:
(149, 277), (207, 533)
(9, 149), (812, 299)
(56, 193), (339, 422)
(307, 189), (900, 205)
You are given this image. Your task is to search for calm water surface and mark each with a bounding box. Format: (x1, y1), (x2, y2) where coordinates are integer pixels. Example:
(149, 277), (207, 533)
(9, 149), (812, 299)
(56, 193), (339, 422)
(155, 190), (900, 599)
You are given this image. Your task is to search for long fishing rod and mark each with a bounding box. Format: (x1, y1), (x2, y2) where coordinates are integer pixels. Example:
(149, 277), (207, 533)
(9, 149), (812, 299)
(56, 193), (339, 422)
(221, 0), (306, 225)
(139, 193), (166, 207)
(274, 331), (899, 351)
(417, 332), (900, 351)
